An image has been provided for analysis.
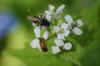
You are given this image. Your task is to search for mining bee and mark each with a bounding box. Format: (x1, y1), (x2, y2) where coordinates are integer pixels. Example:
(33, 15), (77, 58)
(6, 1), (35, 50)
(39, 38), (48, 52)
(70, 22), (78, 31)
(28, 15), (50, 27)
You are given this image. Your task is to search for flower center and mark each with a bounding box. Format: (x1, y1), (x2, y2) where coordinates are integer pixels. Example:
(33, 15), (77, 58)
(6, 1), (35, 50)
(58, 28), (64, 33)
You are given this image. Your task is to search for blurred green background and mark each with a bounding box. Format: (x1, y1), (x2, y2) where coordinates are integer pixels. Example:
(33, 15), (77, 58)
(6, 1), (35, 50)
(0, 0), (100, 66)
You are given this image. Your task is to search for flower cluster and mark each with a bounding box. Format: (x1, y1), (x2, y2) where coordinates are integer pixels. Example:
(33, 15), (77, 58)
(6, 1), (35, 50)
(30, 26), (49, 51)
(30, 4), (83, 54)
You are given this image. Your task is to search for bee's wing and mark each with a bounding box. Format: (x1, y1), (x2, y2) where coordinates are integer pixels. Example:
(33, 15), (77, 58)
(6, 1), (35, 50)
(27, 16), (33, 20)
(28, 16), (40, 22)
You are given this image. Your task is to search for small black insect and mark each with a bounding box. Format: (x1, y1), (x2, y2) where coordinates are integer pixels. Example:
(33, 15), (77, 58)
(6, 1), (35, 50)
(70, 22), (78, 31)
(28, 15), (50, 27)
(39, 38), (48, 52)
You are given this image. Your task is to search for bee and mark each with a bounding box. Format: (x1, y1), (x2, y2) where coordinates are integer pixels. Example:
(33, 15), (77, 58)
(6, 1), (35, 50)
(39, 38), (48, 52)
(70, 22), (78, 31)
(28, 15), (50, 27)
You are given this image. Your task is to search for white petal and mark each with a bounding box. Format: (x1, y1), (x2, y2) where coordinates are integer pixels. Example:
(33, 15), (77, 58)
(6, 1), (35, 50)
(32, 23), (36, 27)
(54, 39), (64, 47)
(72, 27), (82, 35)
(45, 10), (50, 15)
(34, 26), (40, 38)
(57, 33), (65, 40)
(51, 46), (61, 54)
(64, 29), (70, 37)
(53, 26), (60, 33)
(61, 23), (69, 30)
(63, 42), (72, 50)
(43, 31), (48, 40)
(56, 4), (65, 14)
(49, 4), (55, 11)
(30, 39), (40, 48)
(45, 10), (52, 16)
(76, 19), (83, 27)
(45, 5), (55, 16)
(37, 44), (42, 51)
(46, 15), (51, 22)
(64, 15), (73, 24)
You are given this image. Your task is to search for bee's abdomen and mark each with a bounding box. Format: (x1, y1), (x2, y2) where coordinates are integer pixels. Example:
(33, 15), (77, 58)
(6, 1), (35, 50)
(41, 18), (50, 27)
(41, 47), (48, 52)
(40, 38), (48, 52)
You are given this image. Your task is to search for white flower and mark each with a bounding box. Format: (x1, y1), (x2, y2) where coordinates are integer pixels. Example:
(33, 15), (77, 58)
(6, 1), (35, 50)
(64, 29), (70, 37)
(63, 42), (72, 50)
(61, 23), (69, 30)
(45, 4), (55, 21)
(72, 27), (82, 35)
(34, 26), (40, 38)
(32, 23), (36, 27)
(45, 10), (53, 17)
(76, 19), (83, 27)
(49, 4), (55, 11)
(30, 39), (42, 51)
(53, 23), (71, 39)
(65, 15), (73, 24)
(59, 23), (70, 37)
(57, 33), (65, 40)
(56, 4), (65, 15)
(53, 26), (60, 33)
(45, 4), (55, 16)
(30, 4), (85, 53)
(30, 39), (40, 48)
(54, 39), (64, 47)
(46, 15), (51, 21)
(51, 46), (61, 54)
(43, 31), (48, 40)
(45, 10), (50, 16)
